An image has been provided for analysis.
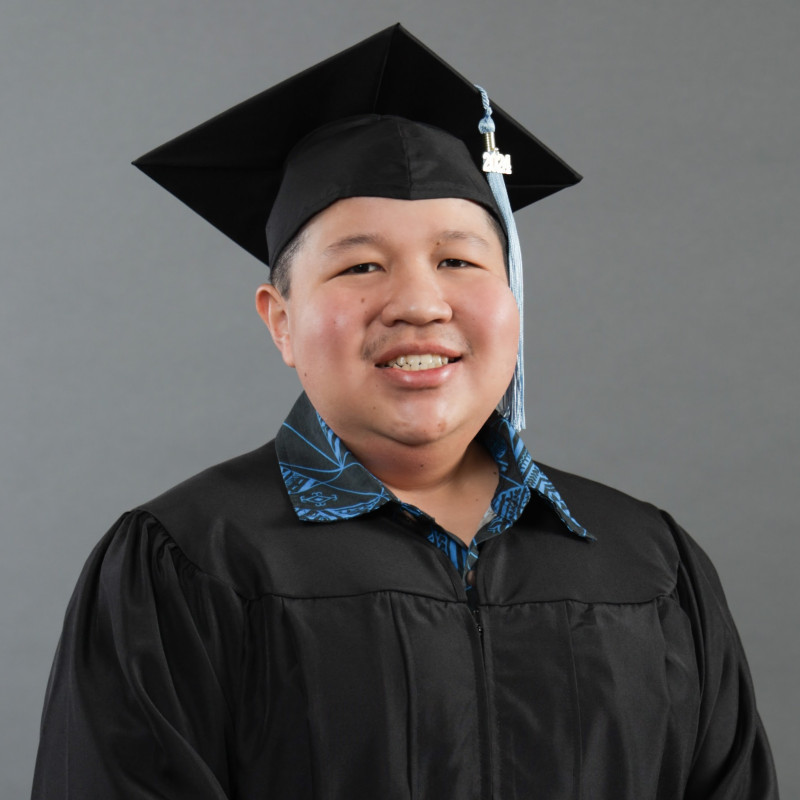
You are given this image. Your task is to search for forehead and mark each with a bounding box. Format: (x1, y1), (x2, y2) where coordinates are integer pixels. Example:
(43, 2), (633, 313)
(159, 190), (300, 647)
(303, 196), (504, 248)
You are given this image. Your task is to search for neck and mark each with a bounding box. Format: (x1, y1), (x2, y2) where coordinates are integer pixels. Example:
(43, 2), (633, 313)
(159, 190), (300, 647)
(343, 426), (500, 546)
(346, 424), (482, 492)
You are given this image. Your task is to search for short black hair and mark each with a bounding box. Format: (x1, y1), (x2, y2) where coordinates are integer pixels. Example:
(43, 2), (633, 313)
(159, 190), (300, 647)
(269, 228), (308, 298)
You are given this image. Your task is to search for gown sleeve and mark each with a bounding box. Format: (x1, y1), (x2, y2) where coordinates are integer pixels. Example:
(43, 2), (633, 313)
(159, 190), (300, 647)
(31, 511), (250, 799)
(666, 513), (780, 799)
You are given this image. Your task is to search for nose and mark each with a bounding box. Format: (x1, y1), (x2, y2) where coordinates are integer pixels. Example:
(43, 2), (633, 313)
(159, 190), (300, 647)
(379, 262), (453, 326)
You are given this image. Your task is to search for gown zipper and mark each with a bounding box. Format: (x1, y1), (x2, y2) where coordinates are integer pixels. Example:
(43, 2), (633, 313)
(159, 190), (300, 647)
(464, 576), (493, 797)
(467, 587), (484, 643)
(399, 517), (494, 796)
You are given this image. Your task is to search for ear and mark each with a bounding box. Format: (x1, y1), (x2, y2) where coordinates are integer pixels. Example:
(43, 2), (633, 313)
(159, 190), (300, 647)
(255, 284), (296, 367)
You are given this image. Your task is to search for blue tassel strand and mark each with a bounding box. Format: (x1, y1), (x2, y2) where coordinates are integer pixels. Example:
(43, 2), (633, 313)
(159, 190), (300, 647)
(475, 85), (526, 431)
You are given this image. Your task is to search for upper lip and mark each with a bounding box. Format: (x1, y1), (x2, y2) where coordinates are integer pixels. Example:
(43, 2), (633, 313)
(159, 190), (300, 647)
(372, 343), (463, 366)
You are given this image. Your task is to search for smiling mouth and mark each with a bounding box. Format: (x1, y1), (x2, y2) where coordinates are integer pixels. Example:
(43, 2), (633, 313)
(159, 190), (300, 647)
(378, 354), (460, 371)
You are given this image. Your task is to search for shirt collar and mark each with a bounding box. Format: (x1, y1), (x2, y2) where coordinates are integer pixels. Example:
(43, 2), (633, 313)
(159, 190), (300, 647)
(276, 393), (592, 541)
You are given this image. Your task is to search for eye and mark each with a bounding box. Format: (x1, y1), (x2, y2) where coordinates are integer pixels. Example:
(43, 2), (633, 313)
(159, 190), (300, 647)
(439, 258), (476, 269)
(340, 262), (381, 276)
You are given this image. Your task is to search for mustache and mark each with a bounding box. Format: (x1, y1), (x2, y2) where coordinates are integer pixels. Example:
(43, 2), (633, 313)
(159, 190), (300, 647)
(361, 331), (472, 363)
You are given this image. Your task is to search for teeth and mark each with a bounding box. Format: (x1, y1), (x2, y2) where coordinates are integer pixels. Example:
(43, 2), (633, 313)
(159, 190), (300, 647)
(383, 354), (451, 371)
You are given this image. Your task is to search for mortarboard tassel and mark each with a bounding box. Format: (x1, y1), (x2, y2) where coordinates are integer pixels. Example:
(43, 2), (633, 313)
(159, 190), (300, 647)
(475, 86), (526, 431)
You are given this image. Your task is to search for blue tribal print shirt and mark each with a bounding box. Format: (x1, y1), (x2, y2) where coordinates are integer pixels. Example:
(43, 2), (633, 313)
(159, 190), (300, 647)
(276, 393), (593, 583)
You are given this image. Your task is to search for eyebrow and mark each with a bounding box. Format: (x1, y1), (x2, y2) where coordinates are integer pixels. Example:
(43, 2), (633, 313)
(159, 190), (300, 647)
(436, 230), (493, 249)
(322, 233), (386, 257)
(321, 229), (493, 257)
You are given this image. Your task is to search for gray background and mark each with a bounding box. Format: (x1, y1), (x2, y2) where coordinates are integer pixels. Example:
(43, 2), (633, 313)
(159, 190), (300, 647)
(3, 0), (797, 796)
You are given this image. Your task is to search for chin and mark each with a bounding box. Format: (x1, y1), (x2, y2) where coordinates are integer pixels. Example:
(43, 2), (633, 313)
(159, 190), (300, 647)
(381, 407), (473, 448)
(387, 427), (449, 448)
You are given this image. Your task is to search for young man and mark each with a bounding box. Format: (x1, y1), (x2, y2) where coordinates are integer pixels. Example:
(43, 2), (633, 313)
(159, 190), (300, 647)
(32, 25), (778, 799)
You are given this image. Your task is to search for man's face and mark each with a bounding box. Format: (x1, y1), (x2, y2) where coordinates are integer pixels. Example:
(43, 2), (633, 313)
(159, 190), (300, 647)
(259, 196), (519, 452)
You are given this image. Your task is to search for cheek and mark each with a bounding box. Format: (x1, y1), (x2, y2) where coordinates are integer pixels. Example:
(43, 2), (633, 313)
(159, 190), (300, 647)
(466, 284), (520, 359)
(289, 304), (369, 369)
(493, 301), (522, 379)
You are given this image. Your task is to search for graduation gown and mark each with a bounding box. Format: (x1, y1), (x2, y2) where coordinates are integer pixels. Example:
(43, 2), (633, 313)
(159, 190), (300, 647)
(32, 440), (778, 799)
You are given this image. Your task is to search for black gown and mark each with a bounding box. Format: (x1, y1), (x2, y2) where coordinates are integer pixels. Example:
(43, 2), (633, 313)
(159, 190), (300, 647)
(32, 440), (778, 799)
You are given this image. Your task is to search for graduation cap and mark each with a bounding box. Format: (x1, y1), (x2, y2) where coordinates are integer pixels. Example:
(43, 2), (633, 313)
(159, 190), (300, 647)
(134, 23), (579, 267)
(133, 23), (582, 430)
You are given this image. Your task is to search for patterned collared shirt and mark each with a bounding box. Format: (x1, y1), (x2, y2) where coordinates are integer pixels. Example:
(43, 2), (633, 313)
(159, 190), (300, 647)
(276, 393), (592, 583)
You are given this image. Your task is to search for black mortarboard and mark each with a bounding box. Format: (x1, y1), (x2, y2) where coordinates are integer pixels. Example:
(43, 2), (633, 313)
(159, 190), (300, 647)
(133, 23), (581, 268)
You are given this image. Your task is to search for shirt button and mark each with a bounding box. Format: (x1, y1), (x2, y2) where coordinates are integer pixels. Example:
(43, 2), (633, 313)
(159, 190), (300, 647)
(465, 570), (476, 587)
